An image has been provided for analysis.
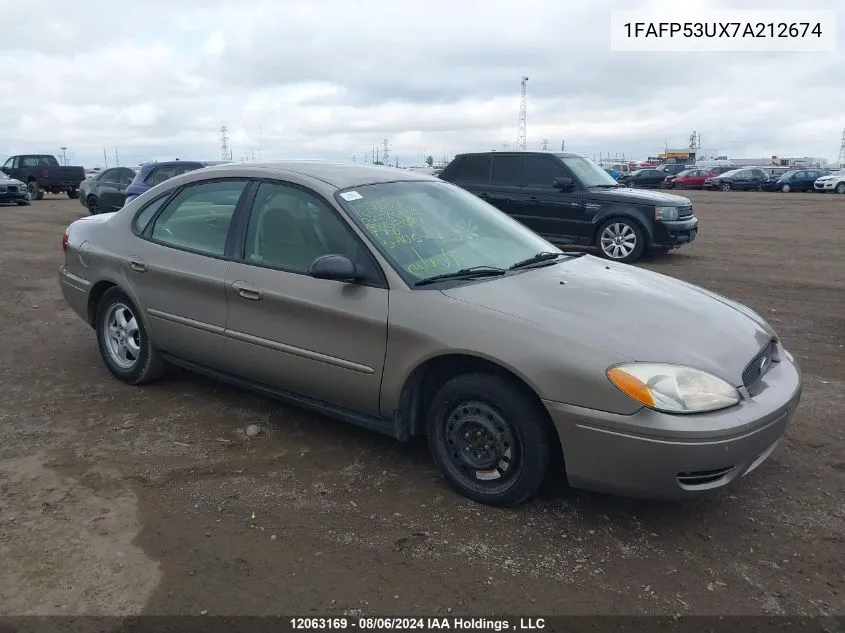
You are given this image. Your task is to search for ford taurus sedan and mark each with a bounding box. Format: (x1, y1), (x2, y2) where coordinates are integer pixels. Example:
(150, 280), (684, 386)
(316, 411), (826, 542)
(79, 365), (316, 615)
(58, 161), (803, 506)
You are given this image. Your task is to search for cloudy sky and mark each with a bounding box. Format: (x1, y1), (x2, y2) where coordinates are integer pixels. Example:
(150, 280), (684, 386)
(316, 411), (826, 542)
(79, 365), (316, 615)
(1, 0), (843, 168)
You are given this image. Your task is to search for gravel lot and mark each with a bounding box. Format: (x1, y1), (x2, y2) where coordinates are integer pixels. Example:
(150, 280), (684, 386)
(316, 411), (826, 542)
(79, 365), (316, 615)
(0, 191), (843, 617)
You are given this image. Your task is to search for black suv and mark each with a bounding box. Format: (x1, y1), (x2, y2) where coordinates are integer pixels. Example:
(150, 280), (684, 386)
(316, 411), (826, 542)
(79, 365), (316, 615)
(703, 168), (769, 191)
(439, 151), (699, 263)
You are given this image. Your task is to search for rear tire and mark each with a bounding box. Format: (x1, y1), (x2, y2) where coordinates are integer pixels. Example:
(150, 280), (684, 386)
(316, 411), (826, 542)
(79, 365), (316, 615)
(95, 287), (165, 385)
(721, 183), (731, 192)
(781, 184), (791, 193)
(87, 195), (101, 215)
(426, 373), (550, 507)
(67, 188), (79, 199)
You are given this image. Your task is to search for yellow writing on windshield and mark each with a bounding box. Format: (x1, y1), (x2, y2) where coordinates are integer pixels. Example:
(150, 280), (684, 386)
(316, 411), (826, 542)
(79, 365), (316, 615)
(351, 196), (448, 250)
(407, 248), (461, 276)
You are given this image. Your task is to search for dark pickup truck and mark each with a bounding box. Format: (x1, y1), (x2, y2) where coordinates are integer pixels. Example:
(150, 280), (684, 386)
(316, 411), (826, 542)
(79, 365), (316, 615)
(439, 151), (699, 263)
(1, 154), (86, 200)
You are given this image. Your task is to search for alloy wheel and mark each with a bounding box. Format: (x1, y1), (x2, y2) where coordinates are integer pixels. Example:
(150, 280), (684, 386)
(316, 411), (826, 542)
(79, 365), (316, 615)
(600, 222), (637, 259)
(102, 302), (141, 370)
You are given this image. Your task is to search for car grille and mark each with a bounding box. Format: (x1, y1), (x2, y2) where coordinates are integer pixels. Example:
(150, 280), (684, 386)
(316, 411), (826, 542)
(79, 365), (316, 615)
(742, 339), (777, 390)
(677, 205), (693, 219)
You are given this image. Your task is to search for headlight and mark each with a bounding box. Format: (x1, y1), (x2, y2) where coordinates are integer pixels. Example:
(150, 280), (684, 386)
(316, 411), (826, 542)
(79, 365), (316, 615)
(655, 206), (679, 221)
(606, 363), (740, 414)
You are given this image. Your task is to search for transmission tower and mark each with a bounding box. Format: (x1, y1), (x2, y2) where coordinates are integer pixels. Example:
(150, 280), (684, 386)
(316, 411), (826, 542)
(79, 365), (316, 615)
(60, 147), (68, 166)
(220, 126), (232, 161)
(541, 138), (549, 151)
(516, 76), (528, 150)
(382, 139), (390, 165)
(838, 128), (845, 168)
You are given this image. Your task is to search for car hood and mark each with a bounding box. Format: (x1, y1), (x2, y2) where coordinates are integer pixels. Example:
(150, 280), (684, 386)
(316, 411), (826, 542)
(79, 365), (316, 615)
(441, 255), (775, 386)
(0, 175), (25, 186)
(587, 187), (691, 206)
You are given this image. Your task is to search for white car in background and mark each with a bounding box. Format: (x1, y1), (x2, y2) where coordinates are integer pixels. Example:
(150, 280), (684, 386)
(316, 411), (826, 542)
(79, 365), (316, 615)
(814, 169), (845, 194)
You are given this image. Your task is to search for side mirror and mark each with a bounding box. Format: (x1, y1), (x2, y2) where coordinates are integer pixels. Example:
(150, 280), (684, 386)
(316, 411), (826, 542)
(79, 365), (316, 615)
(553, 177), (575, 191)
(309, 254), (360, 282)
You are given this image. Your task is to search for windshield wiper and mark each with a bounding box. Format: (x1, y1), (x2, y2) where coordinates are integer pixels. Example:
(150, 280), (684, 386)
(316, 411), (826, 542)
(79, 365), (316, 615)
(508, 251), (563, 270)
(590, 184), (621, 188)
(509, 251), (588, 271)
(413, 266), (506, 287)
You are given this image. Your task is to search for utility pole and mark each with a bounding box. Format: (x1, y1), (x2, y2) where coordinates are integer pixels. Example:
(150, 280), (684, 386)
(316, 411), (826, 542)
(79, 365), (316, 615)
(220, 126), (232, 161)
(541, 139), (549, 151)
(561, 140), (565, 151)
(838, 128), (845, 168)
(103, 148), (108, 169)
(114, 148), (119, 166)
(516, 76), (528, 150)
(382, 138), (390, 165)
(258, 125), (263, 160)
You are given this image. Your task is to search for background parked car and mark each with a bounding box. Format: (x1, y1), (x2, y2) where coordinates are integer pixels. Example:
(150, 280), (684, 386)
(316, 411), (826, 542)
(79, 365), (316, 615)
(618, 169), (668, 189)
(655, 163), (690, 177)
(1, 154), (86, 200)
(124, 160), (230, 204)
(665, 166), (734, 189)
(0, 170), (30, 205)
(763, 169), (831, 193)
(703, 168), (770, 191)
(79, 167), (137, 214)
(439, 151), (698, 263)
(814, 169), (845, 194)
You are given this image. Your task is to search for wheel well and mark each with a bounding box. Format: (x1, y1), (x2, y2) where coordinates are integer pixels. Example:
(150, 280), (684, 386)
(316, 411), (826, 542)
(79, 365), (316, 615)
(27, 176), (36, 182)
(87, 281), (117, 327)
(398, 354), (561, 453)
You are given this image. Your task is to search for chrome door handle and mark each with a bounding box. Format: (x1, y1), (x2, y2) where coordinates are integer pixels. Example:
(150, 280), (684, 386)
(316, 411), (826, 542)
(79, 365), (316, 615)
(128, 257), (147, 272)
(232, 281), (263, 301)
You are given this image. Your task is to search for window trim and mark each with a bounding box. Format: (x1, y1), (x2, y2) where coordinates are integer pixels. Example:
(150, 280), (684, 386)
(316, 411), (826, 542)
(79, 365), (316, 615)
(233, 178), (388, 289)
(132, 177), (252, 262)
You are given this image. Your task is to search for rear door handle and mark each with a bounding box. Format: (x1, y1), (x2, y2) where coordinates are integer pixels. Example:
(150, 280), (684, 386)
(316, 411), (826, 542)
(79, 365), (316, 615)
(127, 257), (147, 272)
(232, 281), (263, 301)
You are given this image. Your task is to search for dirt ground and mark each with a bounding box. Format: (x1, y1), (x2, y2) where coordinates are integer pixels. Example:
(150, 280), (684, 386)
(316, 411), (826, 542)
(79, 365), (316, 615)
(0, 191), (843, 618)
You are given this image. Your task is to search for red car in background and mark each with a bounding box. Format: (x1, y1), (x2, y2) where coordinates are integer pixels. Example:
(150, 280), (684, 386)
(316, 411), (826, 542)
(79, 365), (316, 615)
(664, 166), (733, 189)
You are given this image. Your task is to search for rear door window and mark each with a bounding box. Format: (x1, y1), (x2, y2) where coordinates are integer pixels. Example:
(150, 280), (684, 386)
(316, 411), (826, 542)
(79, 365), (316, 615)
(490, 155), (525, 186)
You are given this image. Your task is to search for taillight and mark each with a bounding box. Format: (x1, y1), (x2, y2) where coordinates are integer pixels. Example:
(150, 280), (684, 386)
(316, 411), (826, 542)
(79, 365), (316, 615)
(62, 227), (70, 252)
(42, 169), (49, 178)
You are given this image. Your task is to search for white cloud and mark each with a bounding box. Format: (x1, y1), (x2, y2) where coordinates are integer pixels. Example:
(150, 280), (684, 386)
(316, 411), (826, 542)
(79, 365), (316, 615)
(0, 0), (843, 167)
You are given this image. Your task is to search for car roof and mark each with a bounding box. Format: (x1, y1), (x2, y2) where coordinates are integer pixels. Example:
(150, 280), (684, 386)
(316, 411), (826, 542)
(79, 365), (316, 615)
(138, 160), (226, 169)
(452, 150), (586, 160)
(201, 160), (438, 189)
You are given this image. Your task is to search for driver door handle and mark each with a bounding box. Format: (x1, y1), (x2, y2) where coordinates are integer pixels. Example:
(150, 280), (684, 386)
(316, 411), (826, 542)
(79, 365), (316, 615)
(127, 257), (147, 272)
(231, 281), (263, 301)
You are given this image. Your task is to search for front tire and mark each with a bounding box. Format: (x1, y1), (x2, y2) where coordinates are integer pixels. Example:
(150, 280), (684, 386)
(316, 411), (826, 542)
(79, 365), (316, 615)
(96, 287), (165, 385)
(596, 217), (645, 263)
(721, 183), (731, 192)
(781, 184), (791, 193)
(836, 182), (845, 194)
(28, 181), (44, 200)
(427, 373), (550, 507)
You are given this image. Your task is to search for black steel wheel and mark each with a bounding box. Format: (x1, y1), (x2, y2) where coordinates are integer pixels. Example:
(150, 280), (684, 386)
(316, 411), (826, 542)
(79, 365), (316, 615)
(427, 373), (550, 506)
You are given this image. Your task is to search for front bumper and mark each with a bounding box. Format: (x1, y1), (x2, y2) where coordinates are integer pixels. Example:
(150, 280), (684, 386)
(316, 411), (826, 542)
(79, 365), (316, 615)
(814, 181), (839, 191)
(653, 217), (698, 248)
(0, 185), (30, 204)
(543, 350), (802, 499)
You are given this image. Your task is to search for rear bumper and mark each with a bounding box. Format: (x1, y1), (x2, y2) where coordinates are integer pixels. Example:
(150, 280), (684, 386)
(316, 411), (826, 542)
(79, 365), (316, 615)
(58, 265), (93, 325)
(543, 351), (802, 499)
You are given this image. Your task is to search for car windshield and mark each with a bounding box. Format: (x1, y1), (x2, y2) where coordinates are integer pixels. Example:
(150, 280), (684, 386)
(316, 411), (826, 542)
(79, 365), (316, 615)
(337, 180), (561, 285)
(676, 169), (693, 177)
(558, 155), (619, 187)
